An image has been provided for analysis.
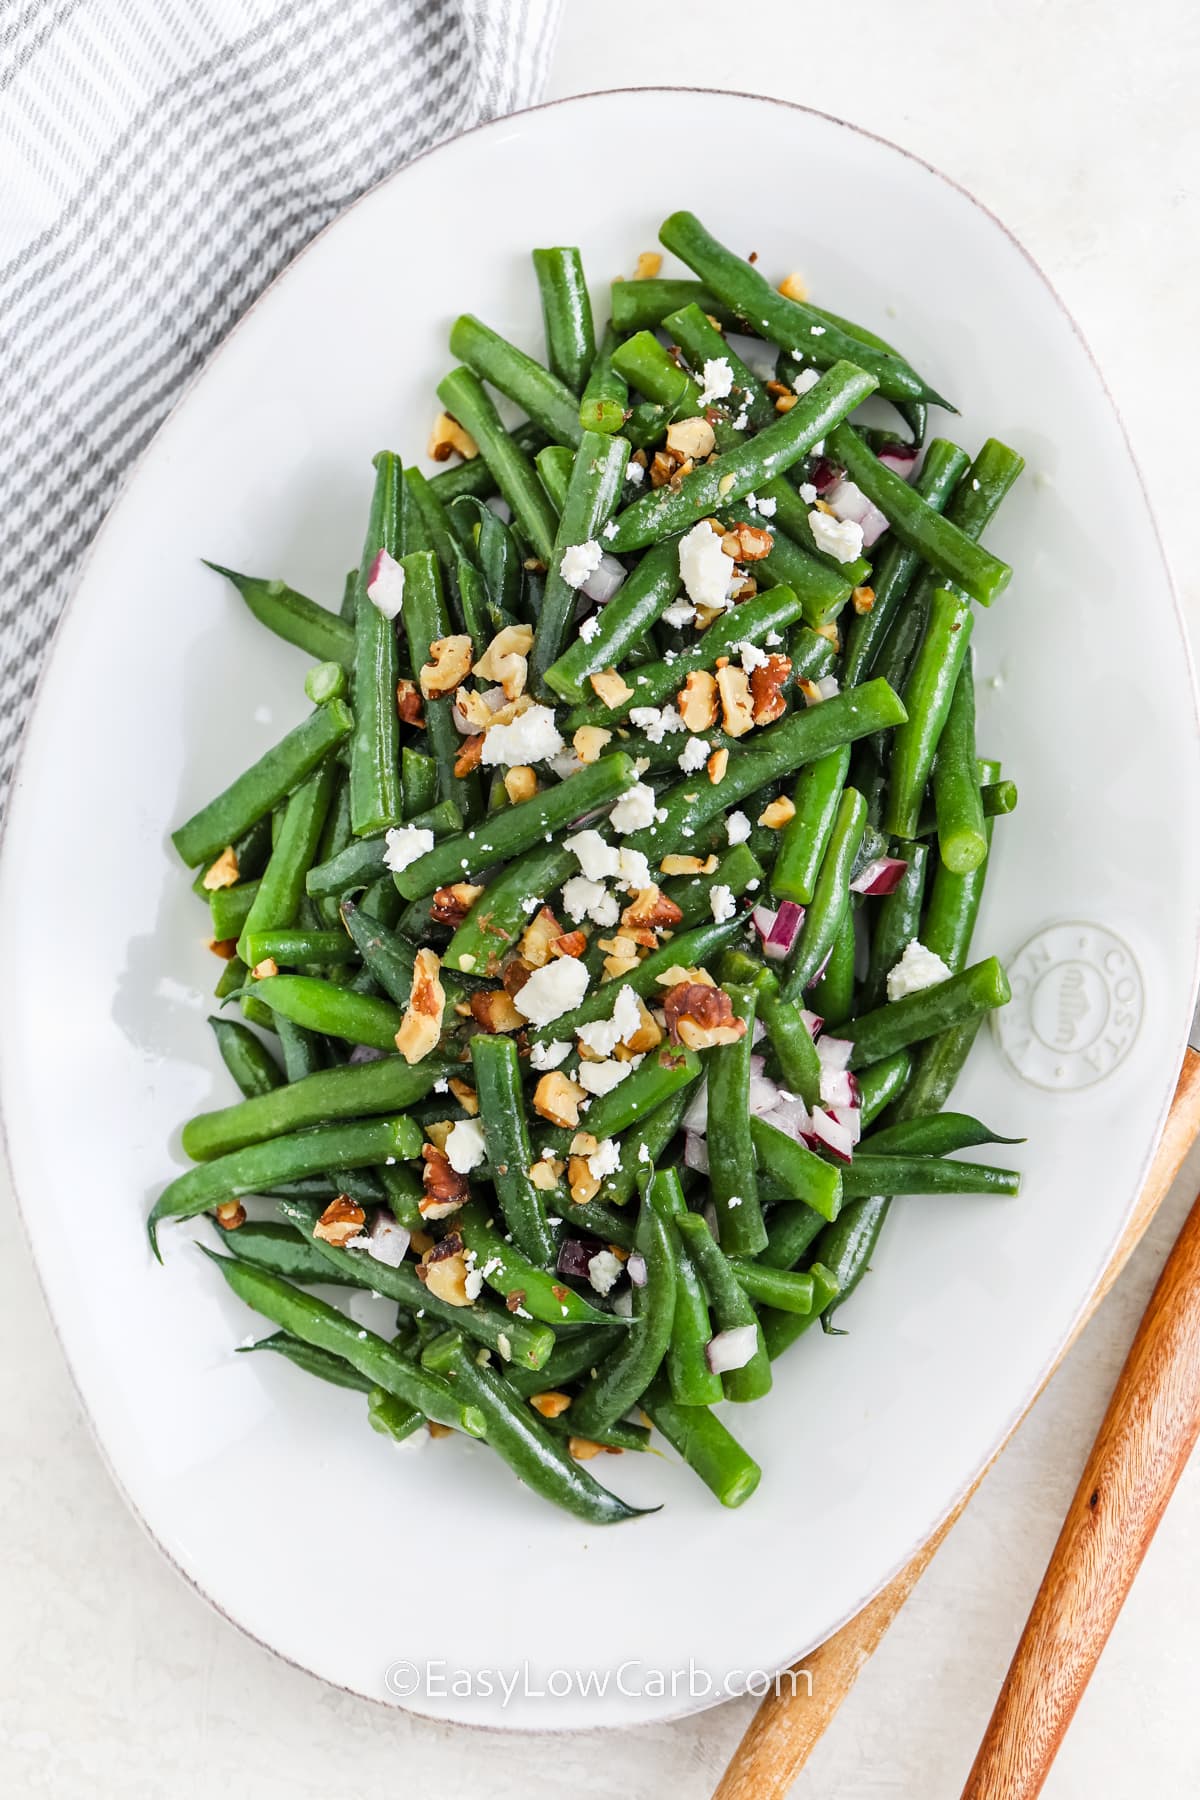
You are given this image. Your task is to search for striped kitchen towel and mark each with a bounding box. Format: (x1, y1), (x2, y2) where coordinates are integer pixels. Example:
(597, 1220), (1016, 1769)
(0, 0), (561, 809)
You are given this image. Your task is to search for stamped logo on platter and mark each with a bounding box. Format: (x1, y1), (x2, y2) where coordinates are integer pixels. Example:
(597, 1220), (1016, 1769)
(993, 921), (1143, 1090)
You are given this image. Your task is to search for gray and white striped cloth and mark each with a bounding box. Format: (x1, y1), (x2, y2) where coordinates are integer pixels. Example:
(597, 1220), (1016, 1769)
(0, 0), (561, 809)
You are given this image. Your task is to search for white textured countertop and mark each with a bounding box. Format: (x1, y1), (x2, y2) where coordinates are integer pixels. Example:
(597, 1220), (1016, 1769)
(4, 3), (1200, 1794)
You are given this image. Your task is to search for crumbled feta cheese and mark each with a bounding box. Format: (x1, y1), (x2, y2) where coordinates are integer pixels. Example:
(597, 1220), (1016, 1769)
(587, 1248), (624, 1295)
(726, 811), (751, 845)
(679, 519), (735, 611)
(588, 1137), (622, 1177)
(578, 1059), (634, 1098)
(809, 509), (865, 564)
(616, 846), (651, 890)
(764, 630), (782, 647)
(798, 482), (818, 504)
(562, 875), (619, 926)
(559, 540), (604, 589)
(549, 748), (585, 780)
(514, 956), (590, 1025)
(580, 614), (601, 643)
(366, 548), (406, 619)
(564, 828), (621, 881)
(432, 1076), (450, 1093)
(677, 736), (711, 774)
(530, 1039), (571, 1071)
(610, 782), (657, 833)
(887, 939), (952, 1002)
(382, 824), (434, 873)
(738, 640), (769, 672)
(698, 356), (734, 406)
(810, 324), (826, 336)
(602, 520), (618, 540)
(625, 461), (645, 487)
(755, 494), (777, 518)
(480, 703), (564, 767)
(637, 1142), (651, 1164)
(792, 366), (821, 395)
(662, 600), (698, 629)
(444, 1117), (487, 1174)
(727, 1194), (744, 1209)
(709, 883), (736, 923)
(577, 985), (642, 1057)
(464, 1269), (484, 1301)
(629, 703), (686, 744)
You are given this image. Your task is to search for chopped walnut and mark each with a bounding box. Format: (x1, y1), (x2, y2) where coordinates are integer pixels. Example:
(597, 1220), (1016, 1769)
(417, 1230), (471, 1297)
(658, 853), (718, 877)
(419, 1151), (469, 1222)
(420, 634), (474, 700)
(501, 956), (533, 999)
(716, 664), (754, 737)
(852, 584), (876, 615)
(750, 653), (793, 726)
(529, 1158), (563, 1191)
(707, 747), (729, 784)
(662, 980), (747, 1049)
(454, 734), (485, 778)
(427, 1421), (454, 1440)
(677, 668), (718, 732)
(396, 677), (424, 727)
(409, 1228), (434, 1256)
(469, 987), (526, 1033)
(208, 937), (239, 960)
(621, 885), (683, 931)
(570, 1131), (600, 1157)
(567, 1156), (601, 1205)
(504, 765), (538, 804)
(454, 686), (499, 731)
(598, 933), (644, 980)
(314, 1194), (366, 1247)
(424, 1120), (452, 1153)
(778, 270), (809, 301)
(759, 795), (796, 829)
(448, 1077), (479, 1116)
(201, 846), (240, 891)
(431, 882), (484, 928)
(649, 449), (676, 490)
(395, 947), (445, 1064)
(530, 1391), (572, 1419)
(729, 573), (758, 602)
(549, 929), (587, 960)
(573, 725), (613, 764)
(655, 962), (715, 988)
(814, 620), (841, 650)
(568, 1436), (606, 1460)
(765, 380), (791, 397)
(589, 667), (633, 709)
(721, 521), (774, 562)
(251, 957), (279, 980)
(634, 250), (663, 279)
(518, 907), (562, 969)
(774, 394), (799, 413)
(533, 1070), (586, 1128)
(214, 1199), (246, 1231)
(620, 996), (664, 1055)
(473, 623), (534, 701)
(665, 416), (716, 463)
(427, 410), (479, 462)
(797, 678), (826, 706)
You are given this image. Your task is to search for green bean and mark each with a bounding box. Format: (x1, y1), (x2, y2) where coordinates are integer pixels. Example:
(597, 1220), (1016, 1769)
(769, 744), (852, 906)
(729, 1260), (814, 1315)
(172, 700), (352, 868)
(749, 1115), (843, 1220)
(368, 1388), (425, 1443)
(663, 843), (765, 929)
(447, 1348), (647, 1525)
(840, 1156), (1019, 1198)
(856, 1050), (913, 1125)
(272, 1012), (321, 1081)
(563, 586), (815, 731)
(304, 661), (347, 706)
(348, 451), (404, 837)
(455, 1200), (614, 1326)
(238, 1329), (375, 1391)
(596, 1085), (692, 1208)
(781, 787), (866, 999)
(207, 880), (259, 942)
(810, 903), (857, 1028)
(226, 1221), (359, 1286)
(758, 1201), (827, 1272)
(642, 1375), (761, 1508)
(563, 1044), (701, 1145)
(502, 1324), (626, 1397)
(402, 467), (469, 627)
(443, 841), (575, 977)
(841, 955), (1011, 1069)
(203, 563), (355, 665)
(861, 843), (927, 1012)
(758, 981), (822, 1108)
(923, 761), (999, 971)
(402, 746), (438, 820)
(535, 445), (573, 513)
(813, 1197), (891, 1328)
(400, 550), (482, 822)
(541, 536), (682, 704)
(579, 322), (630, 435)
(885, 589), (975, 839)
(337, 900), (420, 1005)
(560, 1196), (637, 1249)
(568, 1173), (677, 1435)
(651, 1170), (722, 1406)
(237, 760), (339, 963)
(611, 329), (705, 416)
(305, 834), (386, 899)
(182, 1054), (443, 1160)
(532, 247), (596, 393)
(428, 421), (544, 502)
(391, 752), (637, 900)
(606, 363), (877, 553)
(526, 917), (744, 1044)
(759, 1261), (840, 1357)
(842, 440), (969, 685)
(663, 301), (775, 430)
(240, 929), (357, 969)
(530, 431), (630, 688)
(208, 1015), (284, 1099)
(540, 1411), (650, 1454)
(448, 314), (583, 449)
(149, 1114), (420, 1250)
(436, 368), (559, 565)
(470, 1034), (555, 1265)
(203, 1251), (485, 1434)
(674, 1209), (771, 1404)
(916, 779), (1016, 839)
(706, 985), (765, 1254)
(864, 1112), (1024, 1157)
(659, 211), (947, 406)
(827, 424), (1011, 607)
(932, 660), (986, 872)
(611, 276), (738, 334)
(251, 972), (404, 1050)
(755, 473), (872, 591)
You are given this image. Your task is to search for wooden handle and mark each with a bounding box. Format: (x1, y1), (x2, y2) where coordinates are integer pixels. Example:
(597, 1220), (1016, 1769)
(960, 1180), (1200, 1798)
(712, 1047), (1200, 1800)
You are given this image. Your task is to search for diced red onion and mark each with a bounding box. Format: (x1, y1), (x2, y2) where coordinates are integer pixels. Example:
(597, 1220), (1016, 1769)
(763, 1092), (812, 1142)
(816, 675), (840, 701)
(826, 477), (889, 549)
(829, 1103), (862, 1146)
(581, 552), (626, 603)
(816, 1033), (853, 1072)
(366, 547), (406, 619)
(747, 1063), (782, 1117)
(706, 1324), (759, 1374)
(452, 684), (506, 736)
(807, 944), (834, 989)
(799, 1008), (823, 1040)
(850, 855), (909, 897)
(751, 1018), (768, 1046)
(682, 1079), (708, 1136)
(348, 1044), (388, 1064)
(626, 1252), (647, 1288)
(810, 457), (841, 493)
(684, 1130), (710, 1174)
(752, 901), (804, 961)
(808, 1107), (855, 1163)
(878, 444), (919, 479)
(557, 1236), (603, 1279)
(701, 1199), (720, 1238)
(365, 1211), (410, 1267)
(819, 1066), (858, 1109)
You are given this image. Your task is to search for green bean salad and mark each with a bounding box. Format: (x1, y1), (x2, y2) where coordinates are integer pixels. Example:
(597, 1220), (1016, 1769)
(158, 212), (1024, 1524)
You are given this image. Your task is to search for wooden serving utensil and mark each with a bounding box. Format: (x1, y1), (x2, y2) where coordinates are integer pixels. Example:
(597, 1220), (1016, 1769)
(711, 1049), (1200, 1800)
